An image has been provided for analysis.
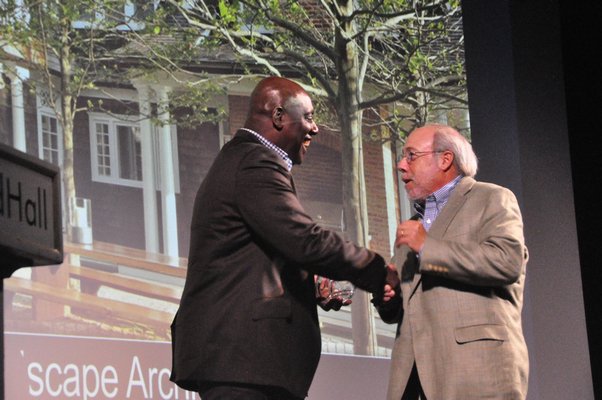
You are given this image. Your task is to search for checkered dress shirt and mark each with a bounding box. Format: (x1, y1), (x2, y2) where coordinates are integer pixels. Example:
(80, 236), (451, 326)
(422, 175), (462, 231)
(239, 128), (293, 171)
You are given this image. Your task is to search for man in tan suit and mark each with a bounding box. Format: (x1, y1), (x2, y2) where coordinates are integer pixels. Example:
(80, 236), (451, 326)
(376, 124), (529, 399)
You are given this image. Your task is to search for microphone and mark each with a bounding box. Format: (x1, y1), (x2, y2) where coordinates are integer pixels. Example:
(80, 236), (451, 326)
(407, 201), (424, 222)
(409, 213), (422, 221)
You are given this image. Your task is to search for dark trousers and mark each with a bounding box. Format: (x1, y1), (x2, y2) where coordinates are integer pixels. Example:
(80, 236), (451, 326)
(198, 382), (303, 400)
(401, 363), (427, 400)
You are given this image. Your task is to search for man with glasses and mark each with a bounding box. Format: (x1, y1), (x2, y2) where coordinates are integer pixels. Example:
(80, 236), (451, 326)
(375, 124), (529, 399)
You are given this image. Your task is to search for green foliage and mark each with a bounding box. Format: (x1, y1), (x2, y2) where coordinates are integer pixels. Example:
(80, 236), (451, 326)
(1, 0), (227, 125)
(172, 0), (468, 142)
(218, 0), (240, 26)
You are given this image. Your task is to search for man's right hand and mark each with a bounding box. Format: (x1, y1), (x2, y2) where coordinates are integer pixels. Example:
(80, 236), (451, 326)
(383, 264), (400, 303)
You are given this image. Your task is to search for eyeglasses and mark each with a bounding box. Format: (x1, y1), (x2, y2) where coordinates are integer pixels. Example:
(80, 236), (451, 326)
(397, 150), (443, 163)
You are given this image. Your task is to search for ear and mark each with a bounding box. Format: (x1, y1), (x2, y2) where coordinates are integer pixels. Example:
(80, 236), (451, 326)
(272, 107), (284, 130)
(438, 150), (455, 171)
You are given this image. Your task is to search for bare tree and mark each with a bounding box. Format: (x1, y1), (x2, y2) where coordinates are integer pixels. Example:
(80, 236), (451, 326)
(168, 0), (467, 355)
(0, 0), (227, 239)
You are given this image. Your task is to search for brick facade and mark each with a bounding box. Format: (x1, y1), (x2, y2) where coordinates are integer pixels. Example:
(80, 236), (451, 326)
(1, 81), (397, 259)
(364, 138), (394, 257)
(175, 120), (220, 255)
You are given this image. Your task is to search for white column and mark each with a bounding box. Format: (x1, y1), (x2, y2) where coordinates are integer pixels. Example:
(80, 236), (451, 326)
(154, 85), (179, 258)
(394, 139), (413, 222)
(382, 141), (399, 257)
(8, 66), (29, 152)
(135, 83), (160, 253)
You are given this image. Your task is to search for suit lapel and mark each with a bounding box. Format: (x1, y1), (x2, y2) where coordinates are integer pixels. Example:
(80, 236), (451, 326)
(426, 177), (474, 238)
(407, 177), (475, 295)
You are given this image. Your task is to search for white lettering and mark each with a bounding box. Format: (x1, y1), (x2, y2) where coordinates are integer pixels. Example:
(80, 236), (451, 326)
(25, 362), (120, 399)
(127, 356), (149, 398)
(23, 356), (196, 399)
(147, 367), (158, 398)
(63, 364), (80, 398)
(157, 368), (173, 399)
(102, 366), (119, 398)
(83, 364), (100, 400)
(46, 363), (62, 396)
(27, 362), (44, 396)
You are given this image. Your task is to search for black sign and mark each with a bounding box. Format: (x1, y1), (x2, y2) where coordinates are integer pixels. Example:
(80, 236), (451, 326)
(0, 143), (63, 277)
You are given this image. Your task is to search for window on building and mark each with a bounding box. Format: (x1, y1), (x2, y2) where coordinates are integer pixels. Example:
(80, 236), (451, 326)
(89, 112), (179, 191)
(73, 1), (158, 30)
(90, 114), (142, 187)
(95, 121), (112, 177)
(36, 91), (63, 166)
(40, 114), (61, 165)
(116, 124), (143, 181)
(112, 0), (155, 30)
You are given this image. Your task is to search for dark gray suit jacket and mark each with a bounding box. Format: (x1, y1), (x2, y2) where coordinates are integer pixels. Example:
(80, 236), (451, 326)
(170, 130), (386, 398)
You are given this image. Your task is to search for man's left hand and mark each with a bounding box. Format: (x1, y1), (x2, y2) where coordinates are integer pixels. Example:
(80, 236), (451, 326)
(395, 220), (426, 252)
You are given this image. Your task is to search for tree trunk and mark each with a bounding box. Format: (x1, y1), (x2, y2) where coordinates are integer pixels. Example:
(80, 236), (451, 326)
(336, 0), (377, 356)
(59, 22), (77, 239)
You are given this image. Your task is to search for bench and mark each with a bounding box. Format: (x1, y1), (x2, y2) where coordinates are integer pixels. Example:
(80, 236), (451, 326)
(69, 264), (182, 304)
(4, 276), (174, 333)
(5, 240), (186, 336)
(64, 241), (188, 279)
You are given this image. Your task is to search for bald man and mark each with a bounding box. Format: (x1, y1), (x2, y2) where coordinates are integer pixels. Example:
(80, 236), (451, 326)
(170, 77), (397, 400)
(376, 124), (529, 399)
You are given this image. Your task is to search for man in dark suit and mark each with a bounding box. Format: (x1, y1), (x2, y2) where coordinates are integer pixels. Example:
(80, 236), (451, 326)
(170, 76), (398, 400)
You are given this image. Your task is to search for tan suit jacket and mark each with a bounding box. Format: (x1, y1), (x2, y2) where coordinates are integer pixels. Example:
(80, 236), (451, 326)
(378, 177), (529, 400)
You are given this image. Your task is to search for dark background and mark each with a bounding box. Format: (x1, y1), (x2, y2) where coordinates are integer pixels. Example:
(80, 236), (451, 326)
(560, 1), (602, 398)
(463, 0), (600, 398)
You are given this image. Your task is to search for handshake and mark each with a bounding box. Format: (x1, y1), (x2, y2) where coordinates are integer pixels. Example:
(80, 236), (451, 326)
(372, 264), (400, 307)
(315, 263), (400, 311)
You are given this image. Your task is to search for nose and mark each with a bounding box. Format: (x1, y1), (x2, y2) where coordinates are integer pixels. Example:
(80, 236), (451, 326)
(397, 156), (408, 172)
(310, 121), (319, 135)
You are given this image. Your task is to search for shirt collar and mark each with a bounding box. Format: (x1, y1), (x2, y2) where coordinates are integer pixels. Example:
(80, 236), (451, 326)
(239, 128), (293, 171)
(429, 175), (462, 206)
(411, 175), (462, 219)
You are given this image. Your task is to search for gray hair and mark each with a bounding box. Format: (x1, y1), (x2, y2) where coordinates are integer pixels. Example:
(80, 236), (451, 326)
(432, 125), (478, 178)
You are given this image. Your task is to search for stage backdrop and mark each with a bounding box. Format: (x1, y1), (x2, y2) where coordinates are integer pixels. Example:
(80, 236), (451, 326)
(3, 1), (595, 399)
